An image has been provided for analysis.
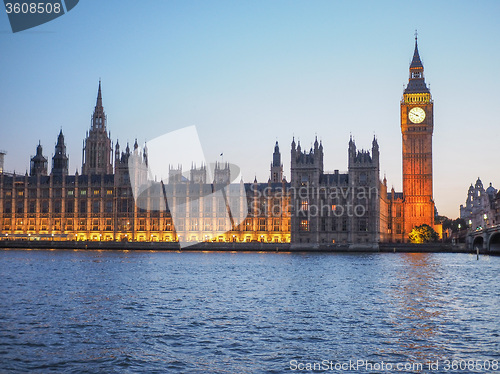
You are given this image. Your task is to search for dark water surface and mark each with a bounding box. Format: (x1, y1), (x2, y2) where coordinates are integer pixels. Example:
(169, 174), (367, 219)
(0, 249), (499, 373)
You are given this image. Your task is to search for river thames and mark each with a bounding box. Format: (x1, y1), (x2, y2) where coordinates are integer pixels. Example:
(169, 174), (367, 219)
(0, 249), (498, 373)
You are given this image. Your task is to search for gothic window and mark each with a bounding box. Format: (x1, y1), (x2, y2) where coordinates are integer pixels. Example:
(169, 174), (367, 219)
(259, 218), (266, 231)
(273, 219), (280, 232)
(3, 218), (11, 230)
(245, 219), (252, 231)
(138, 219), (145, 231)
(217, 218), (225, 231)
(359, 173), (367, 185)
(359, 219), (367, 232)
(204, 219), (212, 231)
(331, 218), (337, 231)
(165, 219), (172, 231)
(300, 219), (309, 231)
(54, 200), (61, 214)
(80, 200), (86, 213)
(320, 218), (326, 232)
(300, 199), (309, 211)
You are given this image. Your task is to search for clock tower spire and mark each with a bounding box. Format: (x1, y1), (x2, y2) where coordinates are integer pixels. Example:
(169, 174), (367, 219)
(401, 34), (435, 238)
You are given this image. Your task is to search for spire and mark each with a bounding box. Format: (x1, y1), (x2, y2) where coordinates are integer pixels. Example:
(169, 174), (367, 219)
(96, 79), (102, 108)
(272, 141), (281, 167)
(52, 129), (68, 176)
(410, 31), (423, 69)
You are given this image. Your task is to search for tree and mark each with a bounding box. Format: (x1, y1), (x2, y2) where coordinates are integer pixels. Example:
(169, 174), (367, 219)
(408, 224), (439, 243)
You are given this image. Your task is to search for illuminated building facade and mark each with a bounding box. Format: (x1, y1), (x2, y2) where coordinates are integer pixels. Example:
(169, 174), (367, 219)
(0, 82), (291, 243)
(0, 37), (439, 245)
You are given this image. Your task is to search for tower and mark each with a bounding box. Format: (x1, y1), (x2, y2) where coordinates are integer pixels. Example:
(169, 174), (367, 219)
(52, 129), (69, 176)
(82, 80), (113, 175)
(270, 141), (283, 183)
(347, 136), (381, 244)
(290, 136), (323, 244)
(30, 141), (48, 176)
(401, 34), (435, 235)
(0, 150), (5, 173)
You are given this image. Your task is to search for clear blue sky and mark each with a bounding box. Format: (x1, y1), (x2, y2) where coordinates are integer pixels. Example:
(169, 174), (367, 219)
(1, 0), (499, 218)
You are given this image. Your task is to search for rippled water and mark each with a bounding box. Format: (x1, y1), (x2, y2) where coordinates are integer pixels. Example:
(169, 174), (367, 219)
(0, 249), (499, 373)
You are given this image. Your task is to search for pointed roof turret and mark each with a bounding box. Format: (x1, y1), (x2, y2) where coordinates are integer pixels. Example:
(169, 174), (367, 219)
(35, 141), (44, 159)
(56, 129), (64, 145)
(404, 32), (430, 94)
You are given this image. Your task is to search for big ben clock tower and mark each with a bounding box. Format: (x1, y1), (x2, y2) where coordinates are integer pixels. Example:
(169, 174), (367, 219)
(401, 34), (435, 237)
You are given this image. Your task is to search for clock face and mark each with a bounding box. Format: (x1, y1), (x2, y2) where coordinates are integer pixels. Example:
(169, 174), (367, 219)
(408, 107), (426, 123)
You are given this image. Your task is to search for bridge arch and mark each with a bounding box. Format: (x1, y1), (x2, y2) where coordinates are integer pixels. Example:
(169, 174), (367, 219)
(488, 232), (500, 253)
(473, 236), (484, 251)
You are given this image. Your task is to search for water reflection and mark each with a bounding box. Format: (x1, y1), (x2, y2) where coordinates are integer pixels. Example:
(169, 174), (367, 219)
(385, 253), (450, 367)
(0, 250), (498, 373)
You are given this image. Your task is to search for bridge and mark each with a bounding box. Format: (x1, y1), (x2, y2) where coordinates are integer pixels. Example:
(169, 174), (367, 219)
(468, 225), (500, 254)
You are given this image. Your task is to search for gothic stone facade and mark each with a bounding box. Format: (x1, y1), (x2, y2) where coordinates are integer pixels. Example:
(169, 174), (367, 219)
(0, 37), (439, 245)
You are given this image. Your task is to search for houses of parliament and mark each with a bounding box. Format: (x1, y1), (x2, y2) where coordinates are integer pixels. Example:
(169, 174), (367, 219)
(0, 37), (439, 246)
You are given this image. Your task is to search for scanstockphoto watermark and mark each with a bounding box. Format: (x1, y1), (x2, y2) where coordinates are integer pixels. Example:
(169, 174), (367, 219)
(289, 359), (499, 372)
(290, 359), (425, 372)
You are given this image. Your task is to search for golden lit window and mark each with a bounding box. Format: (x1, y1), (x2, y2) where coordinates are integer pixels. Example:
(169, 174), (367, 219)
(300, 219), (309, 231)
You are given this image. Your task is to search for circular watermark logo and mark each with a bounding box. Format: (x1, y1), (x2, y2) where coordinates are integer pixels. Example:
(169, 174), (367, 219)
(4, 0), (79, 33)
